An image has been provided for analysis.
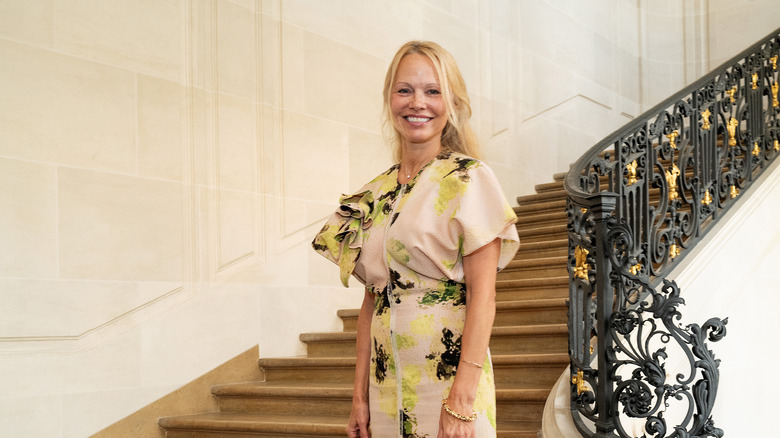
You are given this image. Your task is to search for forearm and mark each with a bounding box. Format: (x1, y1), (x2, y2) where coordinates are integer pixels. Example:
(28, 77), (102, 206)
(446, 238), (500, 409)
(447, 286), (495, 405)
(353, 289), (374, 403)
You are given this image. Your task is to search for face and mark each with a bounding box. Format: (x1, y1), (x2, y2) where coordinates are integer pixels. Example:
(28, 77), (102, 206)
(390, 53), (449, 151)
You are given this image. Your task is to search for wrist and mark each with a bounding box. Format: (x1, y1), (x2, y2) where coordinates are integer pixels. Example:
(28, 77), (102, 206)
(441, 397), (478, 422)
(446, 385), (476, 407)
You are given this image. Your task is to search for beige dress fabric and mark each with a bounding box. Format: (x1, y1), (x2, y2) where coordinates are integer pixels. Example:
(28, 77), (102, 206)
(313, 151), (520, 437)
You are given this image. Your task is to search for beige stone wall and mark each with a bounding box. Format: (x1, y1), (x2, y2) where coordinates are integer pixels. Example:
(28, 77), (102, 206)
(0, 0), (777, 436)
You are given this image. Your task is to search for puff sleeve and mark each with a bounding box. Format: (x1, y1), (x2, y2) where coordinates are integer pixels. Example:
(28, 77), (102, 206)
(311, 190), (374, 286)
(451, 162), (520, 271)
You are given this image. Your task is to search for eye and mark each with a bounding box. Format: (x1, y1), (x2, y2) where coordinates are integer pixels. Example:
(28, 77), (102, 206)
(426, 89), (441, 95)
(395, 87), (411, 94)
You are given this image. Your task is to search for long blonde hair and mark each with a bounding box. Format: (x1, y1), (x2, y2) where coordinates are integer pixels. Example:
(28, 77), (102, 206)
(382, 41), (481, 162)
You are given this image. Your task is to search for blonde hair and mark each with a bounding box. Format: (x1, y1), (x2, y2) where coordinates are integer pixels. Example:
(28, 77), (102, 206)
(382, 41), (481, 162)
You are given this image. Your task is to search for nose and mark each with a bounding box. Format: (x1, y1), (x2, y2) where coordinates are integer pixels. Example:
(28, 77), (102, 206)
(409, 90), (425, 109)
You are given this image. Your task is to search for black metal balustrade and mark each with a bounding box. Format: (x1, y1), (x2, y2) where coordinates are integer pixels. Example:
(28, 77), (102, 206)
(564, 27), (780, 437)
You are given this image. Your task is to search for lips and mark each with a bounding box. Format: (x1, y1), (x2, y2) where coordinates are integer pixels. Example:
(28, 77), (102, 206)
(405, 116), (432, 123)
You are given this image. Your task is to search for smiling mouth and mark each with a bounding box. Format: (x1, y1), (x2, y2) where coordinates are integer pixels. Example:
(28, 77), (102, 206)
(405, 116), (432, 123)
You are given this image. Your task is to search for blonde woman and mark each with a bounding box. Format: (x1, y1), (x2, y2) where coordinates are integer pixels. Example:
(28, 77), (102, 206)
(313, 41), (519, 438)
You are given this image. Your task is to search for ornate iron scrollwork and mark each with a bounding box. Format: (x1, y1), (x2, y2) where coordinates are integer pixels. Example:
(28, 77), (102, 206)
(565, 27), (780, 438)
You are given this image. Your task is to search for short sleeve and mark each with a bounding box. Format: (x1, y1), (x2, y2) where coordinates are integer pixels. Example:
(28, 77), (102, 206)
(311, 190), (374, 287)
(453, 163), (520, 271)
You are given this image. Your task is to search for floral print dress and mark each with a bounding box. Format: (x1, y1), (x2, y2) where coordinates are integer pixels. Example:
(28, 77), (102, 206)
(313, 151), (520, 437)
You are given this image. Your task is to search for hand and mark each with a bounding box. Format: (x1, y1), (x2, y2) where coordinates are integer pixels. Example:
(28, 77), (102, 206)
(346, 401), (371, 438)
(437, 405), (476, 438)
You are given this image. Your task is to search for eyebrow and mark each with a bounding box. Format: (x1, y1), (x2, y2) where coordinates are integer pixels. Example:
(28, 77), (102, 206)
(394, 82), (440, 88)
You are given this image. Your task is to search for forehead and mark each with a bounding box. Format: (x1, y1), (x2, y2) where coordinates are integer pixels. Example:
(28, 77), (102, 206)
(395, 53), (439, 83)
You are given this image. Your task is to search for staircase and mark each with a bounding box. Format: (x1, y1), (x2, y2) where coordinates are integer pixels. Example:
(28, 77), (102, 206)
(158, 172), (572, 437)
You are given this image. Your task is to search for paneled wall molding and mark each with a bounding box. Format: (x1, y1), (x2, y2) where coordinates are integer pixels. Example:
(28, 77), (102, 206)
(0, 285), (188, 356)
(194, 0), (267, 282)
(0, 0), (204, 355)
(683, 0), (711, 83)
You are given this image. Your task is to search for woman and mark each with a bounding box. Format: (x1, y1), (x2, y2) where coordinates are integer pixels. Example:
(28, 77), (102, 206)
(312, 41), (519, 438)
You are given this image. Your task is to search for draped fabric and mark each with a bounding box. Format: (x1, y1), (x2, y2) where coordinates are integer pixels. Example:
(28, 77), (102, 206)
(313, 151), (519, 437)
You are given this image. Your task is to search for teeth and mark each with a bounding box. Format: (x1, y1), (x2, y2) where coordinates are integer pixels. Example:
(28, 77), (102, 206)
(406, 116), (430, 123)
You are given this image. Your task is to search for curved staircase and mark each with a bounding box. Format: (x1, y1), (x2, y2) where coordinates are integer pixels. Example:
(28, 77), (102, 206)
(158, 173), (571, 437)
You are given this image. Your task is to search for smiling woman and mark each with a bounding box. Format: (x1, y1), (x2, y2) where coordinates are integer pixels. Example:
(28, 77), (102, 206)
(313, 41), (519, 438)
(389, 53), (449, 159)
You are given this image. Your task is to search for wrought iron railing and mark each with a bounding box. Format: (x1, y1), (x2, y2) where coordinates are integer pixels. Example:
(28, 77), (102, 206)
(564, 28), (780, 437)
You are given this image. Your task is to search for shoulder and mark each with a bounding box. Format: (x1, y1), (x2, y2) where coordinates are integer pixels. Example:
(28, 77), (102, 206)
(430, 151), (494, 183)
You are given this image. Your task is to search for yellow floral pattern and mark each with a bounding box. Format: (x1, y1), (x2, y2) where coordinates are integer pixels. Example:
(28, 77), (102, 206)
(313, 152), (519, 437)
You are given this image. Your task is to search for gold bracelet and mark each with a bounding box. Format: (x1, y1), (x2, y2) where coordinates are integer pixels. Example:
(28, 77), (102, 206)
(459, 359), (483, 369)
(441, 398), (478, 422)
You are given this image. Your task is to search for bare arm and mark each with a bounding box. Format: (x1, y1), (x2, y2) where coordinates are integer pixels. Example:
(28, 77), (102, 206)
(438, 238), (500, 437)
(347, 288), (374, 438)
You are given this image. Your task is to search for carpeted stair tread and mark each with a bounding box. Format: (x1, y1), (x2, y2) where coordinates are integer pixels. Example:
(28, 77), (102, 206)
(534, 180), (564, 192)
(516, 223), (567, 238)
(212, 381), (352, 398)
(259, 351), (569, 369)
(514, 198), (566, 213)
(516, 189), (567, 204)
(491, 323), (568, 337)
(516, 238), (568, 256)
(492, 352), (569, 365)
(160, 412), (544, 437)
(495, 298), (568, 313)
(504, 255), (567, 270)
(337, 298), (567, 323)
(496, 275), (568, 289)
(258, 356), (356, 368)
(518, 239), (567, 250)
(158, 412), (346, 435)
(515, 209), (567, 224)
(301, 322), (568, 344)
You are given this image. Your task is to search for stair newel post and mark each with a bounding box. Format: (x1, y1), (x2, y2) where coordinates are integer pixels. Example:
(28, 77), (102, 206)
(589, 195), (618, 437)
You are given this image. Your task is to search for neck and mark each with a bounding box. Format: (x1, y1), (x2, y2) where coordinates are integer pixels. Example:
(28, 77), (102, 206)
(400, 143), (442, 169)
(398, 143), (442, 183)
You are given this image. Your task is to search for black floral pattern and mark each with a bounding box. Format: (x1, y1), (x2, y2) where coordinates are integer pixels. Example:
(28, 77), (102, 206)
(425, 328), (462, 380)
(373, 338), (389, 384)
(418, 280), (466, 307)
(401, 409), (428, 438)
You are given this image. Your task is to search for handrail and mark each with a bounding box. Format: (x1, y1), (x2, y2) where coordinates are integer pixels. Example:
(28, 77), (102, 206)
(564, 27), (780, 437)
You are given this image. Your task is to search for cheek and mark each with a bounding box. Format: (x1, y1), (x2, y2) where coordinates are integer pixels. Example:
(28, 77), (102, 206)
(431, 99), (447, 117)
(390, 98), (405, 116)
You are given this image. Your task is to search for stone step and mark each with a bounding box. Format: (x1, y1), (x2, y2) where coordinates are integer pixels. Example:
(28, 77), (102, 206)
(337, 297), (567, 332)
(516, 189), (567, 205)
(495, 276), (569, 302)
(515, 239), (568, 259)
(534, 180), (564, 193)
(516, 223), (568, 243)
(494, 298), (568, 326)
(515, 209), (567, 225)
(258, 356), (357, 384)
(505, 255), (567, 270)
(159, 412), (346, 437)
(209, 381), (552, 420)
(514, 198), (567, 215)
(502, 256), (568, 280)
(301, 323), (568, 358)
(489, 324), (568, 355)
(212, 382), (353, 417)
(159, 412), (544, 437)
(257, 352), (568, 387)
